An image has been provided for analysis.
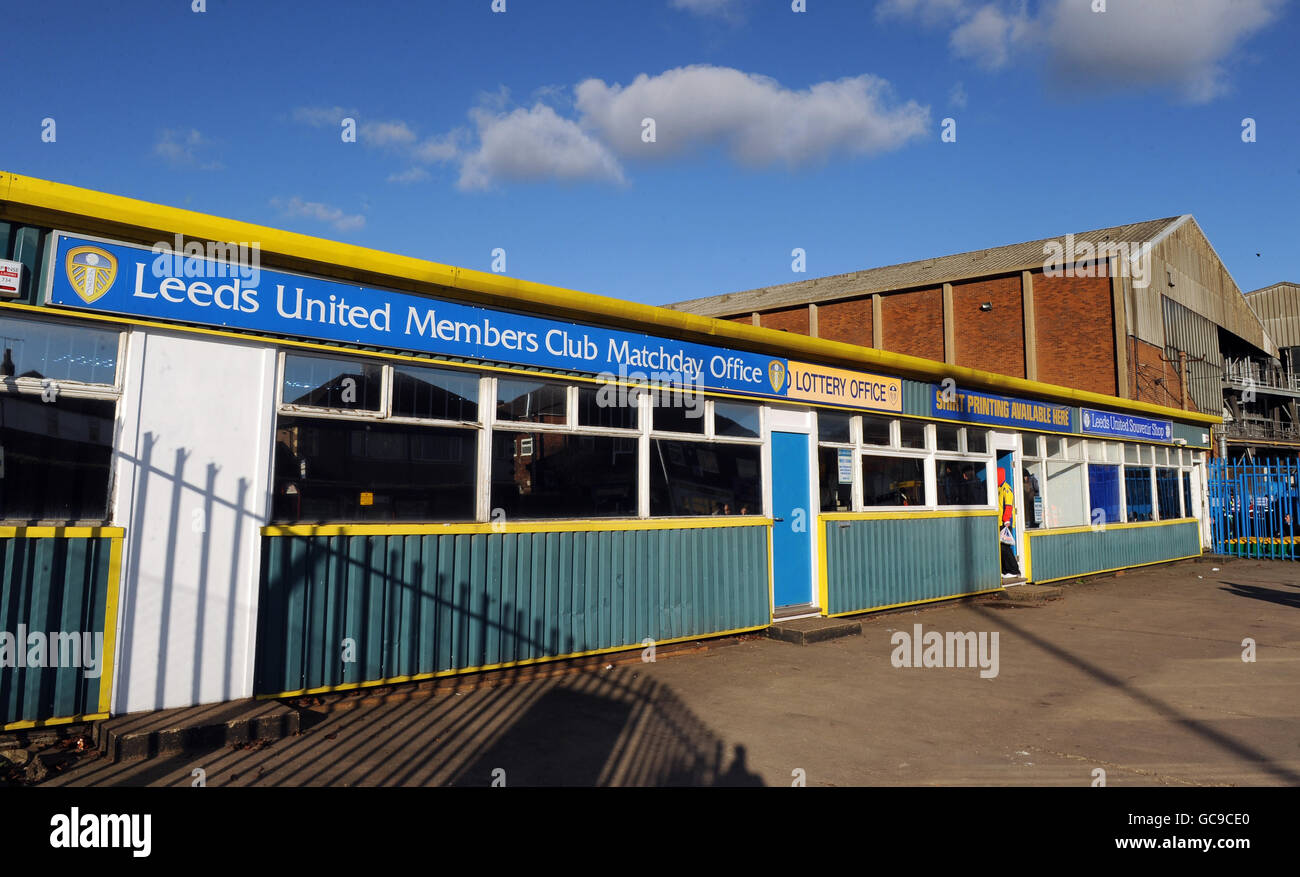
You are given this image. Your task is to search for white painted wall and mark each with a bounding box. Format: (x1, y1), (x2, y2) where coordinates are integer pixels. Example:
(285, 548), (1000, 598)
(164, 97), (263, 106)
(111, 328), (276, 714)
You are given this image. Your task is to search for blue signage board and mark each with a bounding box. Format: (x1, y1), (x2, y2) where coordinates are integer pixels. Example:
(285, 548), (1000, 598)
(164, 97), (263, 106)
(1080, 408), (1173, 443)
(930, 384), (1073, 432)
(47, 232), (799, 403)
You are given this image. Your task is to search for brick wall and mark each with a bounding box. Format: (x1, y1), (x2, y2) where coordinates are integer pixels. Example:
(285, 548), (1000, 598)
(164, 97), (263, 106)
(951, 275), (1025, 377)
(881, 287), (944, 361)
(1129, 336), (1188, 410)
(760, 306), (809, 334)
(1032, 269), (1117, 396)
(817, 296), (873, 346)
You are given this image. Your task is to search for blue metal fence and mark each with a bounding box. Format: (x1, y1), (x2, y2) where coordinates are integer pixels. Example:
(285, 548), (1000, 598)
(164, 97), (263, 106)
(1209, 458), (1300, 559)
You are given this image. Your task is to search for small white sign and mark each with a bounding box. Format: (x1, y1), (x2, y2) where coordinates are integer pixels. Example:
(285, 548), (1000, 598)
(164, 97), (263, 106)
(837, 447), (853, 484)
(0, 259), (22, 298)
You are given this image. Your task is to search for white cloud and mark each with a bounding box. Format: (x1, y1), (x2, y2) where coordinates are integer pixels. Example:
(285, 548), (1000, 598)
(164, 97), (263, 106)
(670, 0), (745, 20)
(574, 65), (930, 166)
(271, 196), (365, 232)
(387, 167), (431, 184)
(362, 120), (418, 147)
(949, 81), (968, 109)
(457, 104), (626, 191)
(153, 129), (223, 171)
(950, 4), (1032, 70)
(1044, 0), (1284, 102)
(879, 0), (1283, 102)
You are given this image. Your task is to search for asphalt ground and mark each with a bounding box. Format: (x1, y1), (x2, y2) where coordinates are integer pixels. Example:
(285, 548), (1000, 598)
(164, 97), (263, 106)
(47, 557), (1300, 787)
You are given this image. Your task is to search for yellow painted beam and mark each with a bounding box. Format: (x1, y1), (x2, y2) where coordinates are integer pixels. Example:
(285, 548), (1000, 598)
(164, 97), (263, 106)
(0, 170), (1221, 426)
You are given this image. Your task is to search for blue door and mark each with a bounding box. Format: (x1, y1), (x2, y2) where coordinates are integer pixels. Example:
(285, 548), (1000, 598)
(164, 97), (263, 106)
(772, 431), (814, 608)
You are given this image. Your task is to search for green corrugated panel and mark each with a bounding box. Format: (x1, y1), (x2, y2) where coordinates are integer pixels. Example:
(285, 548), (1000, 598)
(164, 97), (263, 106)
(824, 515), (1001, 615)
(901, 378), (932, 418)
(254, 525), (771, 695)
(0, 537), (112, 726)
(1172, 421), (1212, 449)
(1028, 521), (1201, 583)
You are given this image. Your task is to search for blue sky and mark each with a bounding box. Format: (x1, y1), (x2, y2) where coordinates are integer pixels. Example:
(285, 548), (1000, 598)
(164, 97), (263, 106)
(2, 0), (1296, 306)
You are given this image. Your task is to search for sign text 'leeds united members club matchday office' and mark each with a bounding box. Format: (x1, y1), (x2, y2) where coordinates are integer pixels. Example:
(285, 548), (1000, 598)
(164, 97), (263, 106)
(0, 173), (1219, 728)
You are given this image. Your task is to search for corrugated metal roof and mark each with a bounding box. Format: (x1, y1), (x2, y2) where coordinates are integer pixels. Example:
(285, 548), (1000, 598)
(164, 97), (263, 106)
(1246, 282), (1300, 349)
(668, 216), (1186, 317)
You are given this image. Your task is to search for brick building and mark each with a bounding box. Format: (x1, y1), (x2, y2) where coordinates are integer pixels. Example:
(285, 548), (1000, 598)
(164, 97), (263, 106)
(668, 215), (1275, 449)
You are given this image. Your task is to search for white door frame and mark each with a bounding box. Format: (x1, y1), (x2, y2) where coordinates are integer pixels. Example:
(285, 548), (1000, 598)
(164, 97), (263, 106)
(990, 431), (1025, 575)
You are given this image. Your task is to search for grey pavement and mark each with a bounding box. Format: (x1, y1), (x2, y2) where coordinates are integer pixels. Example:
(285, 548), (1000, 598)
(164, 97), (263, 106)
(47, 557), (1300, 787)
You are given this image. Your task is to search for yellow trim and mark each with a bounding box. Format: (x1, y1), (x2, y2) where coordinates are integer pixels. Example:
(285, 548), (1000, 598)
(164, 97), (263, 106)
(97, 535), (123, 715)
(256, 622), (769, 699)
(1026, 517), (1198, 538)
(1023, 530), (1032, 581)
(766, 525), (776, 618)
(1031, 553), (1202, 585)
(262, 517), (772, 537)
(817, 521), (830, 613)
(0, 525), (125, 538)
(0, 170), (1221, 426)
(825, 586), (1006, 618)
(1, 712), (109, 732)
(820, 509), (999, 521)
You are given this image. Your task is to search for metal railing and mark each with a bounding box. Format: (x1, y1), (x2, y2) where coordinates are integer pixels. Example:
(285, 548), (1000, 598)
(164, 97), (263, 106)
(1223, 358), (1300, 393)
(1209, 458), (1300, 559)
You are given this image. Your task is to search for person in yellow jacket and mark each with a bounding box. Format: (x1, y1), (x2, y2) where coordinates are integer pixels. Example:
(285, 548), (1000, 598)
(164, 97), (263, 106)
(997, 466), (1021, 577)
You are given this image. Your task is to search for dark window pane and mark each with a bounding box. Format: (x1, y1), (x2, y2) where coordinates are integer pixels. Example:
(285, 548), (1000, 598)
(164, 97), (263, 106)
(1182, 471), (1192, 518)
(1021, 433), (1039, 457)
(650, 440), (761, 516)
(861, 415), (891, 446)
(899, 420), (926, 449)
(282, 354), (382, 411)
(496, 379), (566, 424)
(861, 454), (924, 506)
(818, 446), (852, 512)
(272, 416), (476, 521)
(577, 385), (638, 430)
(967, 429), (988, 454)
(817, 411), (853, 444)
(492, 431), (637, 518)
(936, 457), (987, 506)
(1022, 462), (1044, 529)
(936, 424), (960, 452)
(1088, 464), (1121, 525)
(392, 365), (478, 422)
(0, 316), (119, 385)
(1124, 465), (1153, 522)
(0, 394), (114, 521)
(715, 401), (760, 438)
(1156, 467), (1180, 519)
(652, 392), (706, 434)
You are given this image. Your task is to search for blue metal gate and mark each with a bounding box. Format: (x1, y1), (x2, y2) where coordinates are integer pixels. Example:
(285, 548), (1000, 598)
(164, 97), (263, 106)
(1209, 458), (1300, 559)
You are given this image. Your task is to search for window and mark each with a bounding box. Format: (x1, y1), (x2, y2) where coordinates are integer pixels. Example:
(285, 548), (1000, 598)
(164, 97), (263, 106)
(0, 316), (121, 522)
(494, 431), (637, 518)
(714, 401), (761, 438)
(817, 410), (853, 444)
(1182, 470), (1193, 519)
(496, 378), (566, 424)
(935, 424), (960, 452)
(818, 446), (853, 512)
(861, 455), (924, 506)
(274, 354), (480, 522)
(578, 385), (638, 430)
(651, 439), (760, 516)
(282, 353), (382, 411)
(1022, 460), (1045, 529)
(861, 414), (891, 446)
(274, 418), (476, 521)
(1124, 466), (1153, 522)
(966, 429), (988, 454)
(392, 365), (478, 422)
(936, 458), (987, 506)
(1089, 464), (1121, 526)
(1156, 467), (1180, 519)
(1046, 460), (1087, 527)
(899, 420), (926, 449)
(652, 392), (706, 434)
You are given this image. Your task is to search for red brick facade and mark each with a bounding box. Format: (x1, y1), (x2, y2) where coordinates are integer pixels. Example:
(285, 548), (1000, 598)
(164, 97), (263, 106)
(881, 287), (944, 361)
(1129, 336), (1192, 411)
(1032, 269), (1117, 397)
(817, 296), (873, 346)
(951, 275), (1025, 377)
(759, 306), (809, 334)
